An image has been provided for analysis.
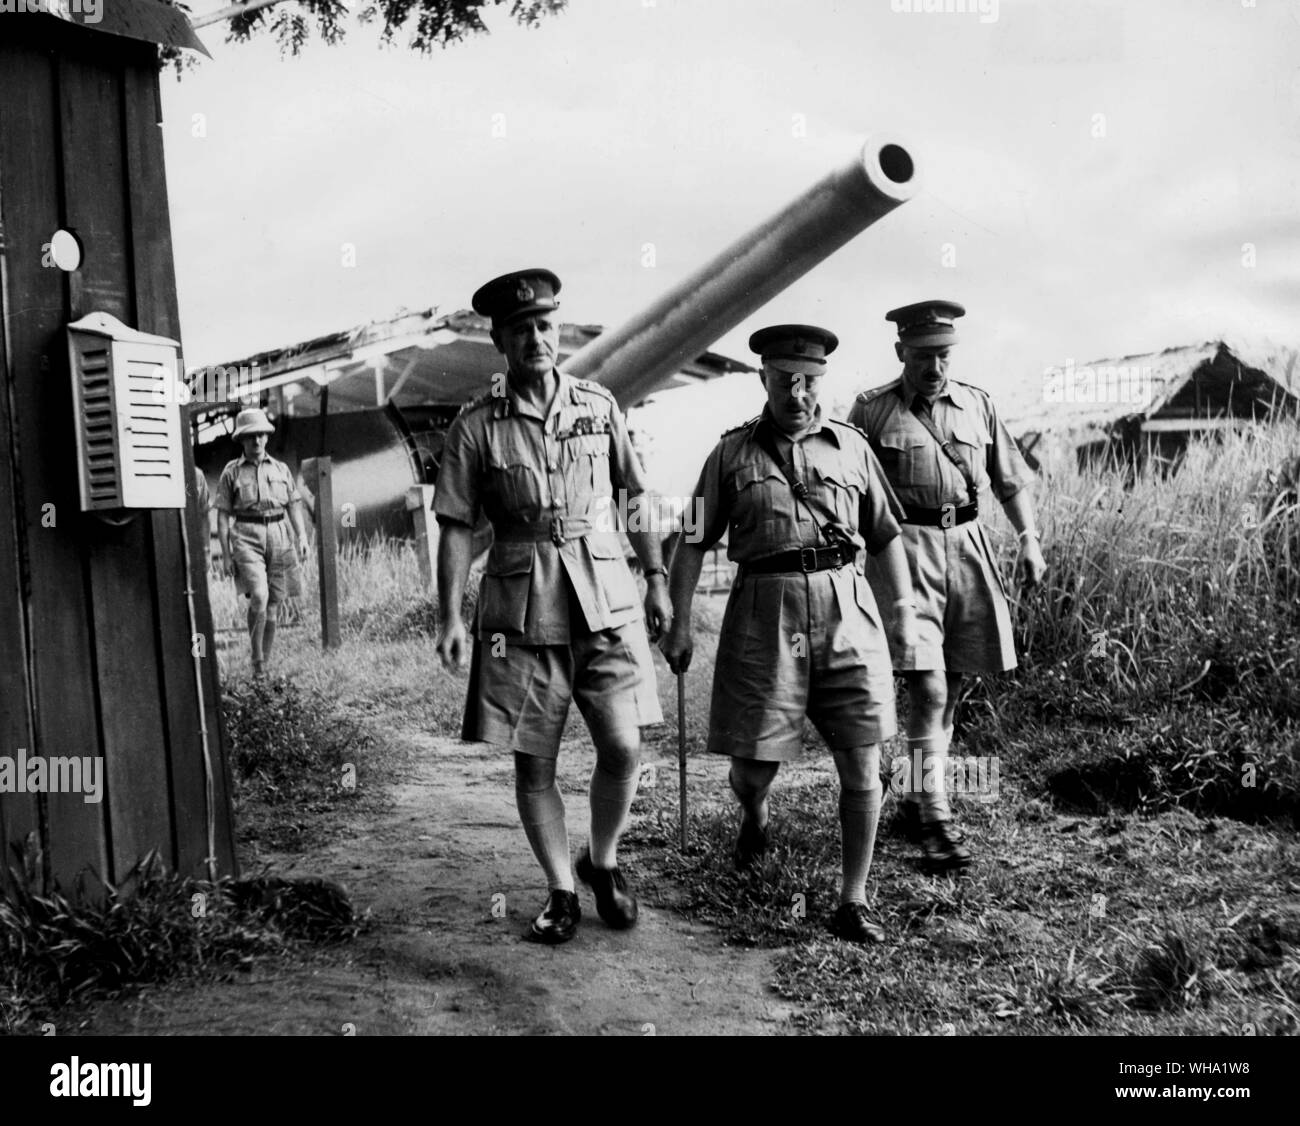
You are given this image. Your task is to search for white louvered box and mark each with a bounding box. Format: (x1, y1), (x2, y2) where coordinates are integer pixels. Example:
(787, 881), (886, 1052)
(67, 312), (186, 511)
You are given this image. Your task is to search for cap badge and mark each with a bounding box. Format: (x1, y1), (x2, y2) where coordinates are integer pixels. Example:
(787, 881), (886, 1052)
(516, 281), (535, 302)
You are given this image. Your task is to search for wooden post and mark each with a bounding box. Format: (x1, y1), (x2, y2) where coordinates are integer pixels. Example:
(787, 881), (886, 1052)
(316, 457), (341, 649)
(407, 484), (438, 589)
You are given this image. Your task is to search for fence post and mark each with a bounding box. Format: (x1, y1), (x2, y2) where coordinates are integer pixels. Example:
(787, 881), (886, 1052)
(407, 484), (438, 589)
(316, 457), (341, 649)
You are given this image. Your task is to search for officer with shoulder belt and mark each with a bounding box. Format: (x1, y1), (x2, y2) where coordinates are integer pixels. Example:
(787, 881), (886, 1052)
(215, 407), (310, 679)
(847, 300), (1046, 872)
(434, 268), (671, 946)
(662, 325), (918, 944)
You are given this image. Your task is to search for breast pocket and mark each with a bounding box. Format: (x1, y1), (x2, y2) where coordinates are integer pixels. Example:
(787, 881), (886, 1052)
(566, 433), (611, 500)
(876, 427), (927, 485)
(728, 462), (789, 539)
(948, 417), (991, 494)
(477, 542), (534, 636)
(810, 462), (866, 528)
(236, 479), (259, 508)
(488, 458), (543, 521)
(268, 475), (293, 507)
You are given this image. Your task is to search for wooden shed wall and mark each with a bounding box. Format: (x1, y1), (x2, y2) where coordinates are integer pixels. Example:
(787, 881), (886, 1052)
(0, 19), (236, 893)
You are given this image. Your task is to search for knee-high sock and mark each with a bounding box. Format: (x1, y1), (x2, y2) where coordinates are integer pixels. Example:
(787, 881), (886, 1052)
(516, 780), (574, 892)
(839, 783), (882, 905)
(262, 615), (278, 663)
(909, 733), (953, 823)
(729, 765), (773, 828)
(247, 606), (267, 664)
(589, 762), (639, 869)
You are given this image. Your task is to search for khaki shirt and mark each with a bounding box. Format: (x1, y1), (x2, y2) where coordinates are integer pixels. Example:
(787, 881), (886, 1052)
(690, 406), (904, 563)
(434, 370), (648, 645)
(846, 378), (1032, 509)
(214, 454), (301, 517)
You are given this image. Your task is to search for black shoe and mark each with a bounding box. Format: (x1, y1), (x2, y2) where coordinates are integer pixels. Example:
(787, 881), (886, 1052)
(919, 819), (972, 873)
(733, 817), (769, 870)
(831, 902), (886, 944)
(526, 889), (580, 944)
(575, 849), (638, 930)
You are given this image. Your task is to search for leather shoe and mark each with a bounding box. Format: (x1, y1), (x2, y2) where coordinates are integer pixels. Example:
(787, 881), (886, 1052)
(575, 849), (638, 929)
(831, 902), (886, 944)
(919, 819), (972, 873)
(526, 889), (580, 944)
(733, 817), (769, 870)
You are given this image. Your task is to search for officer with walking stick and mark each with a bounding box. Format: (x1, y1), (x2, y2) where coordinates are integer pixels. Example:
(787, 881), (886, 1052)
(662, 325), (917, 943)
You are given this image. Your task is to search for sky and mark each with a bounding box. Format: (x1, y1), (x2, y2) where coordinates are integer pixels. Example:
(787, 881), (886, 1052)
(166, 0), (1300, 496)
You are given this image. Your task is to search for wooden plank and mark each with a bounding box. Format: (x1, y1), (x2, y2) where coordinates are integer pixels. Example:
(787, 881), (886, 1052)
(123, 61), (234, 879)
(59, 51), (173, 891)
(0, 120), (41, 892)
(0, 42), (110, 894)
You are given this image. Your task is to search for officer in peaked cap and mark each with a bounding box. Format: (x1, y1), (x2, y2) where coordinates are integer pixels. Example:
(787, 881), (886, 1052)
(435, 268), (671, 946)
(662, 324), (918, 944)
(470, 267), (562, 324)
(848, 300), (1046, 873)
(214, 407), (310, 678)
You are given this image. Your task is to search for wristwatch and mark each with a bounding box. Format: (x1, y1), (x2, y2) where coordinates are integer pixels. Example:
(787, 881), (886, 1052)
(644, 566), (668, 580)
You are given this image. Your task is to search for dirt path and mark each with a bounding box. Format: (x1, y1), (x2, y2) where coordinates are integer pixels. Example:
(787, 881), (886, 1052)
(76, 729), (796, 1037)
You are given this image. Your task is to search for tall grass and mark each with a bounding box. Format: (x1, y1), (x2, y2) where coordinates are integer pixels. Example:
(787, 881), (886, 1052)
(968, 420), (1300, 823)
(1011, 420), (1300, 702)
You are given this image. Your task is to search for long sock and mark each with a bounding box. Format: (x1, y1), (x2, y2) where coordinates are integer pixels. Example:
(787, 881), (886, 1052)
(516, 780), (574, 892)
(729, 765), (772, 829)
(839, 783), (882, 905)
(588, 762), (639, 869)
(910, 733), (953, 824)
(262, 616), (277, 664)
(248, 606), (266, 665)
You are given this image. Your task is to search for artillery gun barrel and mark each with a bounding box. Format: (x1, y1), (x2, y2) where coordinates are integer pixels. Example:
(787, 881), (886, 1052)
(562, 138), (919, 406)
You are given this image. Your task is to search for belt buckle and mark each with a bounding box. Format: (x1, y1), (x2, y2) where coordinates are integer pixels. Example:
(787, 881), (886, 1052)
(550, 515), (565, 547)
(940, 502), (957, 529)
(799, 547), (818, 572)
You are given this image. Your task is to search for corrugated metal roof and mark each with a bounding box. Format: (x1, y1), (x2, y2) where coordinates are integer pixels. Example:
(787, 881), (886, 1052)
(1002, 338), (1300, 435)
(28, 0), (210, 56)
(188, 306), (756, 414)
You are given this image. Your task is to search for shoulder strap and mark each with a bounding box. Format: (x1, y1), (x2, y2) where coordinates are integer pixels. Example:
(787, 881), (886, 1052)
(910, 407), (978, 503)
(750, 422), (844, 540)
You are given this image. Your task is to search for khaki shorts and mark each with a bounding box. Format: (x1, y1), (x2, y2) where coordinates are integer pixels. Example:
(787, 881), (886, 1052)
(231, 518), (303, 605)
(868, 521), (1017, 674)
(708, 566), (897, 762)
(465, 620), (664, 759)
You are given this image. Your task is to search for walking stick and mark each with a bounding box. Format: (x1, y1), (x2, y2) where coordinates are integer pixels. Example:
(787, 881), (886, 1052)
(677, 669), (688, 851)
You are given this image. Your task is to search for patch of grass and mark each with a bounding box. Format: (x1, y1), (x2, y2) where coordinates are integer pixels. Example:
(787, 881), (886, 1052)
(0, 852), (363, 1035)
(627, 756), (1300, 1034)
(223, 675), (378, 851)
